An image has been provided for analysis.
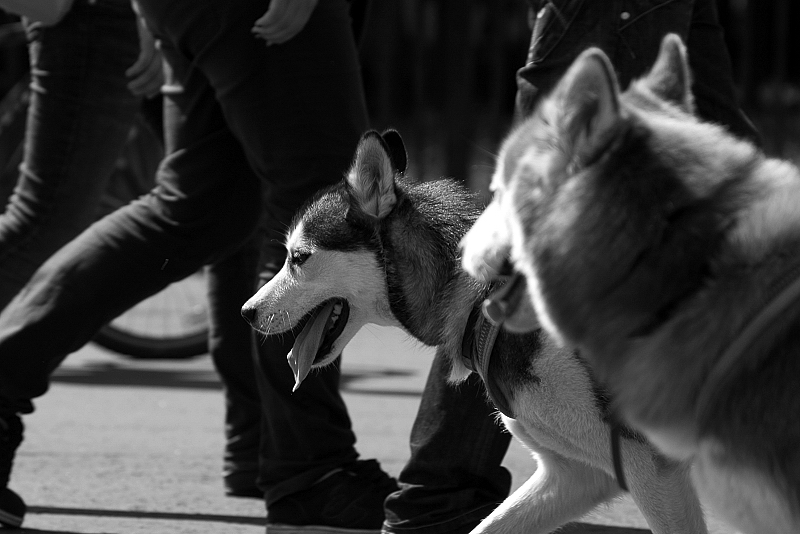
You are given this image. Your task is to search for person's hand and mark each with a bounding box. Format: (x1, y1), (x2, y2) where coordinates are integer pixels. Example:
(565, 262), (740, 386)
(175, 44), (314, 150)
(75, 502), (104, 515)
(252, 0), (318, 46)
(125, 14), (163, 98)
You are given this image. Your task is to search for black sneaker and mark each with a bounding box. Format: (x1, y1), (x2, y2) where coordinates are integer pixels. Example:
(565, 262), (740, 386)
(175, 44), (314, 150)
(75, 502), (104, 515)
(266, 459), (399, 534)
(0, 414), (25, 528)
(224, 466), (263, 499)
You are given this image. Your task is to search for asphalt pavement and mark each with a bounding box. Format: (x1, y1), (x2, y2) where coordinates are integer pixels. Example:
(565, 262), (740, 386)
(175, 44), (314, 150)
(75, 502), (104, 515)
(9, 325), (733, 533)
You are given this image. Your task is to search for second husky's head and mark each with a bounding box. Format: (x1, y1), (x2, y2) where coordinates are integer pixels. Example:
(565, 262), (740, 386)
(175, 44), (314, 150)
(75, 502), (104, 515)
(241, 130), (408, 390)
(462, 34), (737, 354)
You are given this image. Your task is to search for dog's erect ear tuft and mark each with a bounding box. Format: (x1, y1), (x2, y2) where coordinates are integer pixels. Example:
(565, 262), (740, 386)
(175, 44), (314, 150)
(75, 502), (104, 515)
(381, 129), (408, 174)
(553, 47), (621, 169)
(346, 131), (398, 221)
(643, 33), (694, 114)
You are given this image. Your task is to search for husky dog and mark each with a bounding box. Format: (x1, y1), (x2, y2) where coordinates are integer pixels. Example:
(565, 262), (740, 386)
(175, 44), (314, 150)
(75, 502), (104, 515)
(241, 130), (706, 534)
(461, 33), (800, 534)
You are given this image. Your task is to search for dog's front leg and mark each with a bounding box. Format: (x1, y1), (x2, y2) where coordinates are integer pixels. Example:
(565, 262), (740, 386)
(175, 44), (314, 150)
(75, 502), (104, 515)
(470, 447), (619, 534)
(622, 441), (708, 534)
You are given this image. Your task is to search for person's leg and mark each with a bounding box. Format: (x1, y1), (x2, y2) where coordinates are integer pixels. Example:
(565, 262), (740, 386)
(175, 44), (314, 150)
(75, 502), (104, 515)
(138, 0), (370, 253)
(206, 236), (263, 498)
(208, 230), (396, 519)
(0, 1), (142, 525)
(0, 50), (263, 410)
(515, 0), (759, 143)
(611, 0), (759, 141)
(253, 328), (399, 524)
(0, 0), (141, 311)
(136, 0), (396, 526)
(253, 320), (360, 505)
(383, 352), (512, 534)
(141, 0), (381, 491)
(208, 235), (362, 502)
(683, 0), (760, 143)
(0, 30), (263, 520)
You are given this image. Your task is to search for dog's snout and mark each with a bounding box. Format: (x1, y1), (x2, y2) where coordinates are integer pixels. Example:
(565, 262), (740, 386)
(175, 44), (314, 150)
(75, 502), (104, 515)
(241, 304), (257, 325)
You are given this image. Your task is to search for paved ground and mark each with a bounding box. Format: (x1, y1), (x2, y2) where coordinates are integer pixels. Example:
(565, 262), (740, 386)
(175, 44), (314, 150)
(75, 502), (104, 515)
(9, 325), (733, 533)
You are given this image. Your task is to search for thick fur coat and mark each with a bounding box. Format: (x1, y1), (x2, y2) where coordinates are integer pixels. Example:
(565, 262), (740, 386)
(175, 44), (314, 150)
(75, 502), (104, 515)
(461, 34), (800, 534)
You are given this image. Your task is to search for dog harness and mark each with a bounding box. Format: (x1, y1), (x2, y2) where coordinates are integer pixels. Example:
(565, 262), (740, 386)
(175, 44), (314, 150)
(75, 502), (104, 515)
(613, 259), (800, 494)
(696, 261), (800, 418)
(461, 305), (515, 418)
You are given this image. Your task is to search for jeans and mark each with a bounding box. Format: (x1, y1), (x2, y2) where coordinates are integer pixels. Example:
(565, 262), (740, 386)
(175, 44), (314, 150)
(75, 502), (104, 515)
(515, 0), (760, 144)
(383, 353), (512, 534)
(0, 0), (369, 506)
(208, 233), (361, 504)
(0, 0), (140, 311)
(205, 239), (263, 492)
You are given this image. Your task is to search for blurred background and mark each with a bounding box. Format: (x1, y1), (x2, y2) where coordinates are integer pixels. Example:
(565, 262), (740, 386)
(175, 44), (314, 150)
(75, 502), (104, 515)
(1, 0), (797, 201)
(357, 0), (800, 199)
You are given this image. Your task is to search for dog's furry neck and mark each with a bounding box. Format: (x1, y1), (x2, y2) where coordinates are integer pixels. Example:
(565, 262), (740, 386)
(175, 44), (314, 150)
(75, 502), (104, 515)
(376, 178), (489, 353)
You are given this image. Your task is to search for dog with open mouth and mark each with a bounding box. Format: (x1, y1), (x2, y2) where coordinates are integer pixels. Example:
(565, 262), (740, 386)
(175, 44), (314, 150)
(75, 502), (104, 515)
(242, 129), (707, 534)
(461, 33), (800, 534)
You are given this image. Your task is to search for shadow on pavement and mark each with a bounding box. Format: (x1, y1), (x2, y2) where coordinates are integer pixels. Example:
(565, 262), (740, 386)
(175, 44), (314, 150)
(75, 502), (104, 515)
(17, 529), (112, 534)
(12, 515), (648, 534)
(27, 505), (265, 525)
(52, 364), (222, 390)
(560, 523), (650, 533)
(50, 362), (422, 396)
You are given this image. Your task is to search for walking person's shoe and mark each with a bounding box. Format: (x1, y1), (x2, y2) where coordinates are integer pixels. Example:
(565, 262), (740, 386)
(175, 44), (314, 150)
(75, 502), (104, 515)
(266, 459), (399, 534)
(0, 414), (25, 528)
(224, 464), (263, 499)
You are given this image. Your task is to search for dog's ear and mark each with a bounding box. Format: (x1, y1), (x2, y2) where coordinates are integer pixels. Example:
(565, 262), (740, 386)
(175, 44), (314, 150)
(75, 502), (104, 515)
(381, 129), (408, 174)
(345, 130), (398, 221)
(642, 33), (695, 114)
(552, 47), (621, 170)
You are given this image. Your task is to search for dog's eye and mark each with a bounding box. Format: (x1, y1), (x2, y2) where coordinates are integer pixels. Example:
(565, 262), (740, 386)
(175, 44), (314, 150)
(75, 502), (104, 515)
(290, 250), (311, 267)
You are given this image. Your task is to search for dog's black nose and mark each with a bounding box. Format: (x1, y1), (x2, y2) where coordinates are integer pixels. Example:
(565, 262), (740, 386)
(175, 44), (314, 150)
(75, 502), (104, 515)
(241, 305), (256, 325)
(498, 258), (515, 277)
(482, 271), (526, 326)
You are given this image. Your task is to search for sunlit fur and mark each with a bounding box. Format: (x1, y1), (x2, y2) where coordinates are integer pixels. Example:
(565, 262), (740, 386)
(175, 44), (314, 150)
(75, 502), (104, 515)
(465, 33), (800, 533)
(243, 227), (393, 369)
(243, 130), (706, 534)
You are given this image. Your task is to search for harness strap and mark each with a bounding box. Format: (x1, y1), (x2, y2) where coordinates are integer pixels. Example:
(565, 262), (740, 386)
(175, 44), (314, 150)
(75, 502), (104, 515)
(461, 306), (515, 418)
(696, 262), (800, 418)
(610, 421), (629, 491)
(613, 260), (800, 492)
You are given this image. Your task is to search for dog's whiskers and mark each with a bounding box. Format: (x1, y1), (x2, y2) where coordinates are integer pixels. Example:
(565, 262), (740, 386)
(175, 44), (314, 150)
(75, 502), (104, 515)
(257, 310), (295, 338)
(265, 313), (275, 336)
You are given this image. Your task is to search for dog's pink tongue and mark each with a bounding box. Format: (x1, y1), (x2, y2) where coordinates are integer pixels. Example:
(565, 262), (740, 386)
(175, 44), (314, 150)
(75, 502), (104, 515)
(287, 300), (336, 392)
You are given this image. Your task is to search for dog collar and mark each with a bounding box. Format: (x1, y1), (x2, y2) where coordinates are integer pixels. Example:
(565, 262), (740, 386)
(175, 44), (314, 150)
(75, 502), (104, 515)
(696, 260), (800, 418)
(461, 304), (515, 418)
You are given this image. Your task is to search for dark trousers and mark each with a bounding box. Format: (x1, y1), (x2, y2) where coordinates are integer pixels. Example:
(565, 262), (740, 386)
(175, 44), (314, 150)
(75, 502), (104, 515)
(0, 0), (369, 505)
(207, 235), (361, 503)
(383, 355), (512, 534)
(0, 0), (140, 311)
(515, 0), (759, 143)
